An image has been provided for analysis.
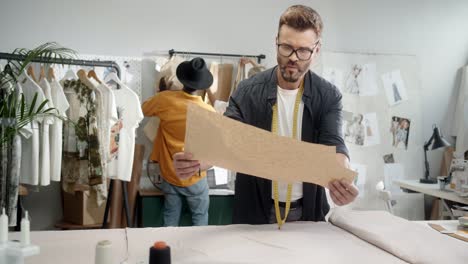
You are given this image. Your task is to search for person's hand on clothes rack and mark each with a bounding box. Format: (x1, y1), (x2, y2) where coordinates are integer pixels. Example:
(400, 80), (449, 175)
(240, 57), (260, 68)
(173, 152), (212, 179)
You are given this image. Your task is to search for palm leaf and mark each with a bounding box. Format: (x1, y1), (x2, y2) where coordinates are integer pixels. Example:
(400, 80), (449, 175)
(0, 42), (76, 146)
(20, 94), (25, 120)
(34, 96), (49, 114)
(27, 93), (38, 116)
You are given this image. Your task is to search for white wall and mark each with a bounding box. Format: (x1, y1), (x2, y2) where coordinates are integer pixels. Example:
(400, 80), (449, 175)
(1, 0), (467, 229)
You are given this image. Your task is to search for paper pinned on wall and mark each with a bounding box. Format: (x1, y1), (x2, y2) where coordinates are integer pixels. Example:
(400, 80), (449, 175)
(363, 112), (381, 146)
(213, 166), (228, 185)
(343, 111), (366, 146)
(382, 70), (409, 106)
(343, 111), (380, 147)
(322, 67), (344, 91)
(383, 153), (395, 164)
(343, 63), (379, 96)
(360, 63), (379, 96)
(384, 163), (405, 194)
(184, 103), (357, 187)
(390, 116), (411, 150)
(350, 163), (367, 197)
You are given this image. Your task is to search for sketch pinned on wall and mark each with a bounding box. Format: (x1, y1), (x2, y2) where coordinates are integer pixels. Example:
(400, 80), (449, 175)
(384, 163), (405, 194)
(350, 163), (367, 197)
(322, 67), (344, 91)
(390, 116), (411, 150)
(362, 112), (380, 146)
(343, 111), (380, 146)
(344, 64), (362, 95)
(344, 63), (378, 96)
(382, 70), (408, 106)
(360, 63), (379, 96)
(383, 153), (395, 164)
(343, 111), (365, 146)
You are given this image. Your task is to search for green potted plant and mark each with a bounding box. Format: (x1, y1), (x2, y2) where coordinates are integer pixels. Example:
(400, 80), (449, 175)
(0, 42), (76, 146)
(1, 42), (76, 222)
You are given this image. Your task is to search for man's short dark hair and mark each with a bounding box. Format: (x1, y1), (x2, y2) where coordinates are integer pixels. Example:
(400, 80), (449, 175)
(279, 5), (323, 37)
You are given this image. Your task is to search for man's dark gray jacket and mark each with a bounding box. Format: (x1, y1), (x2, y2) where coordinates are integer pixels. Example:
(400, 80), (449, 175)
(224, 66), (349, 224)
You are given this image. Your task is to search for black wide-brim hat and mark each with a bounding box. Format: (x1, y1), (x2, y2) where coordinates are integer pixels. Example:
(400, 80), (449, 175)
(176, 57), (213, 90)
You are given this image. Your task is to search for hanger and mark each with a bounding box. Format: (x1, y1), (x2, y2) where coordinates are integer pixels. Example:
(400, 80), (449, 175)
(4, 62), (13, 77)
(61, 65), (78, 81)
(27, 65), (37, 82)
(77, 69), (89, 82)
(39, 63), (46, 82)
(77, 69), (96, 88)
(47, 67), (56, 81)
(104, 71), (123, 86)
(87, 68), (102, 84)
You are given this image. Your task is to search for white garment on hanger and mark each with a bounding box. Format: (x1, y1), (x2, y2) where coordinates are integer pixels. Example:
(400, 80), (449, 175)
(108, 84), (144, 181)
(49, 79), (69, 182)
(95, 83), (118, 165)
(452, 66), (468, 157)
(38, 79), (55, 186)
(17, 73), (50, 186)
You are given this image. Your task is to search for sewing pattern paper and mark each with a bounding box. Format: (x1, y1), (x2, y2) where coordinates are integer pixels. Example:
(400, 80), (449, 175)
(185, 104), (356, 187)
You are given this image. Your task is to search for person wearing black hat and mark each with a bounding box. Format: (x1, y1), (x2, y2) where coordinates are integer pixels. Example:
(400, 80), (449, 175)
(142, 57), (215, 226)
(172, 5), (358, 225)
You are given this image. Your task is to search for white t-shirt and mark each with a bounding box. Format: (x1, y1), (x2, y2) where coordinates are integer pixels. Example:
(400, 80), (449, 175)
(272, 86), (304, 202)
(95, 83), (118, 165)
(108, 84), (144, 181)
(38, 79), (55, 186)
(18, 73), (50, 186)
(49, 79), (69, 182)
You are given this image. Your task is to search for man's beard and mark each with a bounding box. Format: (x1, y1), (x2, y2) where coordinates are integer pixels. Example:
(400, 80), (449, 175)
(279, 60), (306, 83)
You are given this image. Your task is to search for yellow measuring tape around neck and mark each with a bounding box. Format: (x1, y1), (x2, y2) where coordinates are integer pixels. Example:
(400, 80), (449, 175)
(272, 81), (304, 229)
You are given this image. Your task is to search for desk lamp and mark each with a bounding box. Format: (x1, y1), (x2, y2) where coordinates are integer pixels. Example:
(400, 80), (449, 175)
(420, 125), (451, 184)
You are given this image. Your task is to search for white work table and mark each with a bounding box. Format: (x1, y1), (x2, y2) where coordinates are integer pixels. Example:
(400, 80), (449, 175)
(8, 211), (468, 264)
(394, 179), (468, 205)
(9, 223), (406, 264)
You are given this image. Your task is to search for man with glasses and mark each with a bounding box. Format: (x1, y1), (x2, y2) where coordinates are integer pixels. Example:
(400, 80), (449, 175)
(173, 5), (358, 224)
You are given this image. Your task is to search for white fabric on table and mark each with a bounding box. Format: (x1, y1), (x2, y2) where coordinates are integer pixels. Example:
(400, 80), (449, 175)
(329, 208), (468, 264)
(126, 223), (406, 264)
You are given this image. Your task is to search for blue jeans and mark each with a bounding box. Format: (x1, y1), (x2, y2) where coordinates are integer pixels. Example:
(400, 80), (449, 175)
(159, 177), (209, 226)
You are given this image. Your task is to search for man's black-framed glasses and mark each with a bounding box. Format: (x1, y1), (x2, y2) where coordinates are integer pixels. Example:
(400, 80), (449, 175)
(276, 40), (320, 61)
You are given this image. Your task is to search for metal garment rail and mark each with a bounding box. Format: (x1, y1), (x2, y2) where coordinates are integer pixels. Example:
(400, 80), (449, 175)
(0, 52), (131, 229)
(168, 49), (266, 63)
(0, 52), (121, 78)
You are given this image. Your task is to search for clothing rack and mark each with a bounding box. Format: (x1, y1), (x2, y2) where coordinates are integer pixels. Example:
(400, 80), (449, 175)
(0, 52), (121, 77)
(168, 49), (266, 64)
(0, 52), (131, 229)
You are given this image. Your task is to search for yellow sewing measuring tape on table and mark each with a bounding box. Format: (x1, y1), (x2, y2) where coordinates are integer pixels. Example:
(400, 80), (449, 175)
(272, 81), (304, 229)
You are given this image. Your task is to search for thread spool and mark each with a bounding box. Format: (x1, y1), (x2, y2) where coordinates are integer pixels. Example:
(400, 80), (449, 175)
(20, 211), (30, 247)
(95, 240), (112, 264)
(149, 241), (171, 264)
(0, 208), (8, 244)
